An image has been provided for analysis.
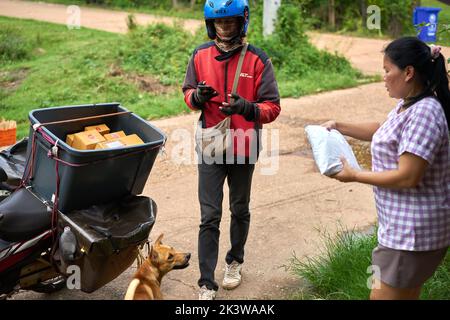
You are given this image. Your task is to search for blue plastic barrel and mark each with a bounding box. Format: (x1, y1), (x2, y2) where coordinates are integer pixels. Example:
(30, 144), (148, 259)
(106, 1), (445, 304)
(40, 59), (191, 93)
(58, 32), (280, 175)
(413, 7), (442, 42)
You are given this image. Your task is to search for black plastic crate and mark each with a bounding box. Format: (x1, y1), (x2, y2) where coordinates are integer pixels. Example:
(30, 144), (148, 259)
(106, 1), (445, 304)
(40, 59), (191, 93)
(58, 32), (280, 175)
(26, 103), (166, 212)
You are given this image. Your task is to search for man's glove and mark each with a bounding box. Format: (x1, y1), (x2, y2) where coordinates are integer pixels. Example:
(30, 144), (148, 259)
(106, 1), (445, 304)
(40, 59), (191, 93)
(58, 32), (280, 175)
(191, 81), (219, 108)
(220, 93), (256, 121)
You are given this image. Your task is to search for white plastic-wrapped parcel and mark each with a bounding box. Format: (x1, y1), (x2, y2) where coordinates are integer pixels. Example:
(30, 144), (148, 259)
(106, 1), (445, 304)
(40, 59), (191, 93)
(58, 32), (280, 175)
(305, 125), (361, 176)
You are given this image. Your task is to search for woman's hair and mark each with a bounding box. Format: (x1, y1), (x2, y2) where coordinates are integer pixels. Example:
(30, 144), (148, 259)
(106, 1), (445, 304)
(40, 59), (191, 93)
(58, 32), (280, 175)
(384, 36), (450, 130)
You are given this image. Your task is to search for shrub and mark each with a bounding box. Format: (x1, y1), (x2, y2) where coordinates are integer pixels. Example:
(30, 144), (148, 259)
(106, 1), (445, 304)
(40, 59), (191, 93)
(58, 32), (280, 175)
(126, 13), (137, 31)
(121, 23), (205, 85)
(0, 27), (32, 62)
(276, 0), (417, 37)
(119, 1), (360, 97)
(249, 2), (358, 81)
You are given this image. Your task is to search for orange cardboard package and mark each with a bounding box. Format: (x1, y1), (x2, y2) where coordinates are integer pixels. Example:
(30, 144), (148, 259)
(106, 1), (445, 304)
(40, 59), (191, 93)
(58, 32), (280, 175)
(72, 130), (106, 150)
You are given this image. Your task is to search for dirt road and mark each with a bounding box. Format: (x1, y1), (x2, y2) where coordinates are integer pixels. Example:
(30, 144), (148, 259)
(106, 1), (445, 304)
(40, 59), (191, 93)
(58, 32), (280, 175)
(0, 0), (202, 34)
(1, 0), (441, 300)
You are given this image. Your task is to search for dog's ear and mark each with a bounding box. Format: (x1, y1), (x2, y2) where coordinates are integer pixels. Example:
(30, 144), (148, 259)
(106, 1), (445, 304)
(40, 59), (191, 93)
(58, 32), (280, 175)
(149, 245), (158, 263)
(155, 233), (164, 246)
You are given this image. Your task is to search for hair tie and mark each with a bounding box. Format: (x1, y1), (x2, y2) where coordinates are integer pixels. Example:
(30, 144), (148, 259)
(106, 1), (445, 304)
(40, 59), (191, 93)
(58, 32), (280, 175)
(430, 44), (442, 60)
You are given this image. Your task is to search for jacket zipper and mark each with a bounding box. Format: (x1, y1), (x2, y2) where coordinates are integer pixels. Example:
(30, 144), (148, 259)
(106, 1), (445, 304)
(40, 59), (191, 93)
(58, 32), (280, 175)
(224, 61), (229, 103)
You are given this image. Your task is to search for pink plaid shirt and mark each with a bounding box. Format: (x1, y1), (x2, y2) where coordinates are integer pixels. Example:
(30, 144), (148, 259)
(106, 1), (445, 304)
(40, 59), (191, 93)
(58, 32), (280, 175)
(371, 97), (450, 251)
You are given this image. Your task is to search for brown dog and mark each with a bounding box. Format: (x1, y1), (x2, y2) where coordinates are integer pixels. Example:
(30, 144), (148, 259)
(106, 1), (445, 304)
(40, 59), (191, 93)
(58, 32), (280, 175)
(124, 233), (190, 300)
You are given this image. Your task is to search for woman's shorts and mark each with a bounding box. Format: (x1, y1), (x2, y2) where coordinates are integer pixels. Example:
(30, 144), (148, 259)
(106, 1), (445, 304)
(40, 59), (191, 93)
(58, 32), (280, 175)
(371, 244), (448, 289)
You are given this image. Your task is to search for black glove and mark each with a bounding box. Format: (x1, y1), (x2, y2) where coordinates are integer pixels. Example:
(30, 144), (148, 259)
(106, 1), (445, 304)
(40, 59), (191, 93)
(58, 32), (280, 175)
(191, 81), (219, 109)
(220, 93), (256, 121)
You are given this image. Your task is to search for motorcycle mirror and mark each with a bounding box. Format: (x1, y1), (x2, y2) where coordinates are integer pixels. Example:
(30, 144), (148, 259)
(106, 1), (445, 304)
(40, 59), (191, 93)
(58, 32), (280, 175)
(0, 168), (7, 183)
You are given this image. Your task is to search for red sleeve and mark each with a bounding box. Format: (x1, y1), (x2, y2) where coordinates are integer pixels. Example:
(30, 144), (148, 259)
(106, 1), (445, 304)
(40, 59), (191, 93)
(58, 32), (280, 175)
(254, 59), (280, 124)
(182, 54), (200, 111)
(184, 88), (198, 111)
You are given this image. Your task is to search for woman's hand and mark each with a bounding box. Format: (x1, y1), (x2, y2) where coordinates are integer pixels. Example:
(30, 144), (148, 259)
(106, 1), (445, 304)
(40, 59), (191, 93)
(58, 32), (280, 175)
(321, 120), (337, 131)
(330, 157), (357, 183)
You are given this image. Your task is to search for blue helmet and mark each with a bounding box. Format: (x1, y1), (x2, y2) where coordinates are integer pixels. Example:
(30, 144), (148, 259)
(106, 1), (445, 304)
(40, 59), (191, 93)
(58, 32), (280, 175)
(204, 0), (250, 40)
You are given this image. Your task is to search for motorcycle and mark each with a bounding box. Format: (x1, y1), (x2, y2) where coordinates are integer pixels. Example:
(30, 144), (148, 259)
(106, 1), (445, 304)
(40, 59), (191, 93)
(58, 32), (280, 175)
(0, 138), (158, 299)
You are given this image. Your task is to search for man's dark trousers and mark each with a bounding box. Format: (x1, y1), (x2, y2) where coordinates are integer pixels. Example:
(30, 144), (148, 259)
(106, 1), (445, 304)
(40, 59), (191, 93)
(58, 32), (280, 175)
(197, 161), (255, 291)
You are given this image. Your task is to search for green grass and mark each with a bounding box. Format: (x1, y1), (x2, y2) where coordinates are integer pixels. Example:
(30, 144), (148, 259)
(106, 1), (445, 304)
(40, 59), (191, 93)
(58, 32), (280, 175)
(0, 17), (194, 138)
(278, 71), (379, 97)
(290, 227), (450, 300)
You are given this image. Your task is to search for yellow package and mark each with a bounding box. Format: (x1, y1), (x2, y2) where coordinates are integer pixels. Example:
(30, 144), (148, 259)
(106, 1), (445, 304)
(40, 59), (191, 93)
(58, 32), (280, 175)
(84, 124), (110, 135)
(104, 131), (126, 141)
(66, 134), (75, 147)
(72, 130), (106, 150)
(95, 139), (126, 150)
(119, 134), (144, 147)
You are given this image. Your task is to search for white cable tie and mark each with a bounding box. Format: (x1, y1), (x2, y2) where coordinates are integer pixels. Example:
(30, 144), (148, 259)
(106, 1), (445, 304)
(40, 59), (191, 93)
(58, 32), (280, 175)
(51, 139), (60, 157)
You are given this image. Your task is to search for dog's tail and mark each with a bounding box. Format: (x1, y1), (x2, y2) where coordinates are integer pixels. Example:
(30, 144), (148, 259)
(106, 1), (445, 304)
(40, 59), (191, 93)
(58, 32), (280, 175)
(124, 279), (140, 300)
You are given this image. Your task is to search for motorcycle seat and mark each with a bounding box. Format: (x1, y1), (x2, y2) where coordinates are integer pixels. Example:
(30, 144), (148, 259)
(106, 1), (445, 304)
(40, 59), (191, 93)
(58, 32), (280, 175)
(0, 188), (51, 242)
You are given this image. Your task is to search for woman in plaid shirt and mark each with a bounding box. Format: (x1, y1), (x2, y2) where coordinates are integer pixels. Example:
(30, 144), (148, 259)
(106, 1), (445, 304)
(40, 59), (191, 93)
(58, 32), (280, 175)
(322, 37), (450, 300)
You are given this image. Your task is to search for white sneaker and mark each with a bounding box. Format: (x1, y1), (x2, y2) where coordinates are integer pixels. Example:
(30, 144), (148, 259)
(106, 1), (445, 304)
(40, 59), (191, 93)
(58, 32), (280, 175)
(222, 261), (242, 290)
(198, 286), (216, 300)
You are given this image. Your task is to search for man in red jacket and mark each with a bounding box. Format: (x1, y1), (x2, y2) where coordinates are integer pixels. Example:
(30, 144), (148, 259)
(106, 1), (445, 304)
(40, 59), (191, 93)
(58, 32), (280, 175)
(182, 0), (280, 300)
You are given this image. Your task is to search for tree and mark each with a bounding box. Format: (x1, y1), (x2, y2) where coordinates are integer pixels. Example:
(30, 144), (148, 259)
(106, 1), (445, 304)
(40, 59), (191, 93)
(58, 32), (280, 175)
(360, 0), (367, 29)
(328, 0), (335, 30)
